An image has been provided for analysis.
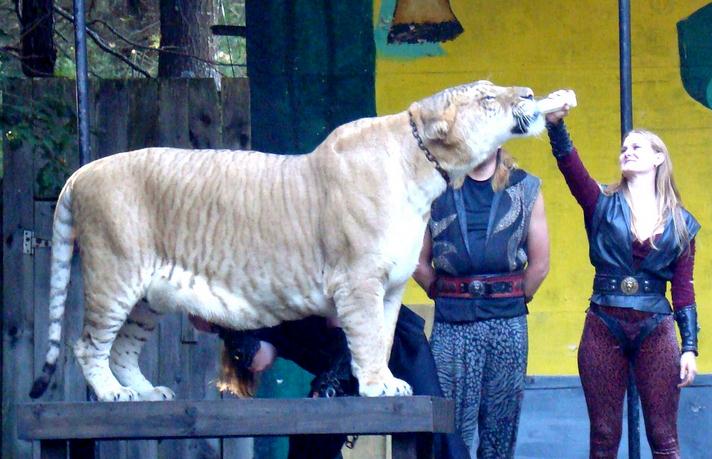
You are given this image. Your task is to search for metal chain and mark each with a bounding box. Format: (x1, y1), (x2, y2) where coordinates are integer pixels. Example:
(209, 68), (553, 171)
(407, 111), (450, 184)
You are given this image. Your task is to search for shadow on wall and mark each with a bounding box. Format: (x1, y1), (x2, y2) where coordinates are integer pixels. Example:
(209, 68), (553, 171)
(677, 3), (712, 110)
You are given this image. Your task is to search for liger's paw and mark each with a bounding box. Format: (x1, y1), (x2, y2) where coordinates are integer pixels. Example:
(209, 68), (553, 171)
(360, 377), (412, 397)
(97, 386), (140, 402)
(139, 386), (176, 401)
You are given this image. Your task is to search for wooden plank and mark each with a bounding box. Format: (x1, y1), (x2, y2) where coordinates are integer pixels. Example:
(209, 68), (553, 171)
(69, 440), (96, 458)
(221, 437), (253, 459)
(90, 80), (130, 459)
(95, 440), (126, 459)
(89, 78), (130, 459)
(132, 300), (160, 459)
(187, 333), (222, 459)
(127, 79), (159, 151)
(91, 79), (129, 159)
(180, 314), (197, 344)
(391, 434), (418, 459)
(188, 79), (221, 149)
(33, 202), (60, 402)
(39, 440), (67, 459)
(221, 392), (254, 459)
(17, 397), (454, 440)
(122, 78), (162, 458)
(217, 74), (253, 459)
(157, 314), (185, 459)
(158, 79), (191, 148)
(63, 241), (87, 405)
(221, 78), (251, 150)
(2, 78), (36, 459)
(155, 80), (190, 459)
(184, 77), (222, 459)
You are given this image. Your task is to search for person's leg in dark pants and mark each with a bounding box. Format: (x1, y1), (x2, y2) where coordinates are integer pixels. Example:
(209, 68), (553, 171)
(477, 316), (528, 459)
(634, 317), (681, 459)
(578, 311), (628, 459)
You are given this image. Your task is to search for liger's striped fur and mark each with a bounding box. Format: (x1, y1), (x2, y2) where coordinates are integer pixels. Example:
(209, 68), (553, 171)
(30, 81), (545, 401)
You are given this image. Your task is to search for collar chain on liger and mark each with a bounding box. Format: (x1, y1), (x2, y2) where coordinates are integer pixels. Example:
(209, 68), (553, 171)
(407, 110), (450, 184)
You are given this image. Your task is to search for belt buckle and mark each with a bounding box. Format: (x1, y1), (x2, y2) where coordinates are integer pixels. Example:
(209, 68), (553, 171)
(620, 276), (639, 295)
(468, 280), (486, 297)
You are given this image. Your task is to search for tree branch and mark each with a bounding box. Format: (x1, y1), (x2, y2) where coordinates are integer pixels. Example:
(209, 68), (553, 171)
(0, 48), (55, 76)
(1, 46), (23, 60)
(52, 5), (152, 78)
(52, 27), (103, 78)
(90, 18), (245, 68)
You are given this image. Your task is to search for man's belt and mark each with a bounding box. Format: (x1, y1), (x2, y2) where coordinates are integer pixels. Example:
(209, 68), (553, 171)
(433, 272), (525, 299)
(593, 274), (666, 296)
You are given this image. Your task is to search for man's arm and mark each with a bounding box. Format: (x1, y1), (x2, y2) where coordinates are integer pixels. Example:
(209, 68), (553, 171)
(523, 191), (550, 300)
(412, 228), (437, 297)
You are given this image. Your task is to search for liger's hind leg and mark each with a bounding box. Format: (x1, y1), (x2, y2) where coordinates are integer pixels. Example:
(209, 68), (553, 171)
(74, 295), (138, 401)
(110, 301), (175, 401)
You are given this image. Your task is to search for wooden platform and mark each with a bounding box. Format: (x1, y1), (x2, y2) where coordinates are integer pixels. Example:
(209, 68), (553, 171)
(17, 396), (454, 458)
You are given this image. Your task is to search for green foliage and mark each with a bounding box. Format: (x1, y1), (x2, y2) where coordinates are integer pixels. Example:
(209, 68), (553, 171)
(1, 89), (75, 197)
(55, 55), (77, 79)
(0, 1), (248, 183)
(0, 1), (246, 79)
(0, 3), (22, 79)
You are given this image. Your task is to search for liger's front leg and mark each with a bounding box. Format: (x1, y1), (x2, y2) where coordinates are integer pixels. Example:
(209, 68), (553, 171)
(333, 276), (412, 397)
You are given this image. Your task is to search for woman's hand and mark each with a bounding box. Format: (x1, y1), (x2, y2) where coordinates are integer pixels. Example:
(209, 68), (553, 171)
(545, 106), (571, 125)
(249, 341), (277, 373)
(543, 90), (573, 125)
(678, 351), (697, 388)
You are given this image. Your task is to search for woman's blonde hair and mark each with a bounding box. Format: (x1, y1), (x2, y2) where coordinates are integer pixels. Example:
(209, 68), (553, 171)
(603, 129), (690, 252)
(492, 147), (517, 192)
(217, 345), (258, 397)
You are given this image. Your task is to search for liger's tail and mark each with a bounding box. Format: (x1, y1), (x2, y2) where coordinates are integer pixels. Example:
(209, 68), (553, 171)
(29, 183), (75, 399)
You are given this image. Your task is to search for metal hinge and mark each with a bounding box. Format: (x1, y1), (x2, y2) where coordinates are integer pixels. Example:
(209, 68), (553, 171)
(23, 230), (52, 255)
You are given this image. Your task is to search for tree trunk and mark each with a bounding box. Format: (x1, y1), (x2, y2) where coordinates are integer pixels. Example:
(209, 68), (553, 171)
(158, 0), (217, 78)
(20, 0), (57, 77)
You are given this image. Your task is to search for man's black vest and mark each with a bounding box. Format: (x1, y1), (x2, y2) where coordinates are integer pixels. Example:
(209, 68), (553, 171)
(429, 169), (540, 322)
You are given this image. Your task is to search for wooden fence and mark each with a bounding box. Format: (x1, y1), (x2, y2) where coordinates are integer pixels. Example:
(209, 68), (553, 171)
(2, 78), (251, 459)
(17, 397), (455, 459)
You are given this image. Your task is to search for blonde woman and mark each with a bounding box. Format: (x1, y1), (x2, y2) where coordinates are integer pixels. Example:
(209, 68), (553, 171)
(546, 101), (699, 459)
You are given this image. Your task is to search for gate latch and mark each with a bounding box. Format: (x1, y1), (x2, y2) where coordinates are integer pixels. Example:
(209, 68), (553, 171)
(23, 230), (52, 255)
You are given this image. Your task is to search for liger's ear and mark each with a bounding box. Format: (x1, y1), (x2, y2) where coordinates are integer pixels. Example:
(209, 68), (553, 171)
(422, 102), (457, 141)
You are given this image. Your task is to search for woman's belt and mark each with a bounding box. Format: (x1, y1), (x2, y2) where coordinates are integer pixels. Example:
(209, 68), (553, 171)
(433, 272), (525, 299)
(593, 274), (666, 296)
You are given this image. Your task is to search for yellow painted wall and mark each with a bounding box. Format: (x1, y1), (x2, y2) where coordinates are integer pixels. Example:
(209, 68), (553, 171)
(376, 0), (712, 375)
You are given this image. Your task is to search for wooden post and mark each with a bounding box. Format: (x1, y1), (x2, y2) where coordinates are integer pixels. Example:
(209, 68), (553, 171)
(39, 440), (67, 459)
(392, 433), (419, 459)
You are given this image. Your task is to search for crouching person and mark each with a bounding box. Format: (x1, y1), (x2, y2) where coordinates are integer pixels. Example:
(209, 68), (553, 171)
(191, 306), (469, 459)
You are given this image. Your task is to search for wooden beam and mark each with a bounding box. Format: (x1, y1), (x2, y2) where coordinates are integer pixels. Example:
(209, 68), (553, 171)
(18, 396), (454, 440)
(210, 25), (247, 37)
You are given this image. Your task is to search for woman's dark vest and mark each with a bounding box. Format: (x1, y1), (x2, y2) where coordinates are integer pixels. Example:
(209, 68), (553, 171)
(429, 169), (541, 322)
(587, 190), (700, 313)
